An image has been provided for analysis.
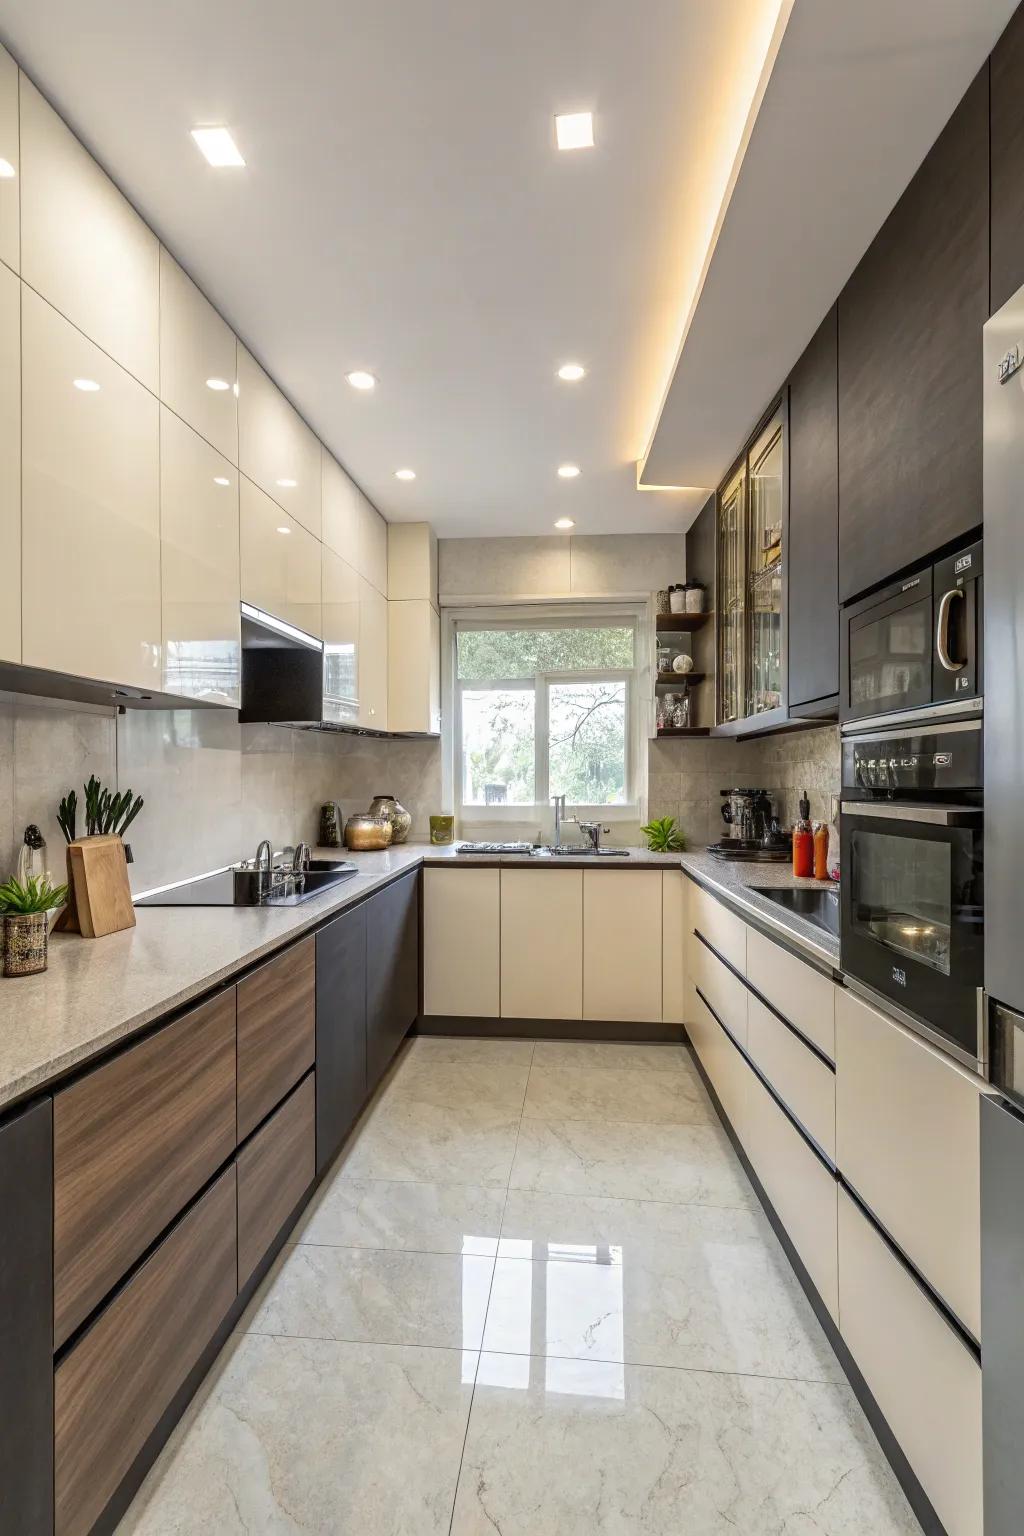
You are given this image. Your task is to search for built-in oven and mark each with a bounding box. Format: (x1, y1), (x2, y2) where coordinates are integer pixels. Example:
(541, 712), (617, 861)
(840, 538), (982, 727)
(840, 718), (984, 1072)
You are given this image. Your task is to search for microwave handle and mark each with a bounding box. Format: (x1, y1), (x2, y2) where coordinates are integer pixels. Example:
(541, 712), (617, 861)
(936, 587), (966, 672)
(841, 801), (982, 826)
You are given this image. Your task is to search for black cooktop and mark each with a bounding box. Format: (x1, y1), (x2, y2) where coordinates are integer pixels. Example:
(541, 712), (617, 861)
(135, 864), (358, 907)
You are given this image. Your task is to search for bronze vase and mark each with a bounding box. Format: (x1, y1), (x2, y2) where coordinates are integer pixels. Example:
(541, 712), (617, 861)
(2, 912), (49, 977)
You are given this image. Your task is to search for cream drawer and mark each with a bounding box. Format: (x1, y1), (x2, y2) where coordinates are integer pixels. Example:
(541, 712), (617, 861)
(690, 986), (747, 1142)
(689, 881), (747, 973)
(838, 1188), (982, 1536)
(835, 987), (984, 1336)
(744, 1070), (838, 1319)
(746, 927), (836, 1062)
(746, 995), (835, 1161)
(691, 934), (747, 1048)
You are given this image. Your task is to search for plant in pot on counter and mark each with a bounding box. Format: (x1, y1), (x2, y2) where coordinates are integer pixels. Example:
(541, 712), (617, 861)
(0, 874), (69, 977)
(641, 815), (686, 853)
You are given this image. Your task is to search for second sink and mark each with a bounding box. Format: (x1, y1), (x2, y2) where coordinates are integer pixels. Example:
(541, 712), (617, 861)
(750, 884), (840, 939)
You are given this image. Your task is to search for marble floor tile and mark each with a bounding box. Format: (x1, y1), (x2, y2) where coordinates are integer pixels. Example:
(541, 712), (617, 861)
(403, 1035), (536, 1068)
(118, 1334), (476, 1535)
(295, 1174), (506, 1256)
(450, 1354), (920, 1536)
(510, 1116), (756, 1209)
(381, 1055), (531, 1115)
(530, 1040), (691, 1074)
(338, 1095), (521, 1187)
(522, 1060), (715, 1126)
(240, 1243), (495, 1351)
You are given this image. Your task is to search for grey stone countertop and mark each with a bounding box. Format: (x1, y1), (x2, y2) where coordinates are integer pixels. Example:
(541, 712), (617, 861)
(0, 840), (835, 1112)
(679, 849), (840, 970)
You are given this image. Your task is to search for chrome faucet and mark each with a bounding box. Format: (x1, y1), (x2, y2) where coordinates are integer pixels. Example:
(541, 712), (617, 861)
(292, 842), (311, 874)
(552, 795), (567, 850)
(254, 839), (273, 871)
(576, 820), (610, 854)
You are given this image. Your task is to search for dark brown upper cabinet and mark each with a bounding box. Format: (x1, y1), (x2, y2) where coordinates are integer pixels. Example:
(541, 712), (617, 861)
(992, 7), (1024, 314)
(838, 67), (989, 603)
(787, 306), (839, 710)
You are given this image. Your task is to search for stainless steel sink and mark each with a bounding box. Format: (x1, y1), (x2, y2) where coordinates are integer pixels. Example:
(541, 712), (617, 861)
(750, 885), (840, 939)
(530, 845), (630, 858)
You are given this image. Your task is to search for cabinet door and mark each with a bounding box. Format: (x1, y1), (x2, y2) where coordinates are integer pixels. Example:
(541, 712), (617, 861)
(662, 872), (686, 1025)
(22, 289), (161, 689)
(237, 345), (322, 538)
(501, 869), (582, 1019)
(158, 249), (238, 462)
(423, 867), (500, 1017)
(54, 1168), (237, 1536)
(0, 45), (18, 272)
(0, 1098), (53, 1536)
(787, 306), (838, 708)
(837, 69), (988, 601)
(237, 936), (316, 1142)
(322, 544), (361, 724)
(240, 474), (322, 638)
(387, 522), (438, 603)
(315, 903), (368, 1172)
(322, 449), (361, 563)
(20, 76), (158, 390)
(359, 495), (389, 595)
(689, 984), (748, 1142)
(583, 869), (662, 1022)
(237, 1073), (315, 1286)
(160, 407), (241, 705)
(388, 599), (440, 734)
(0, 262), (18, 664)
(358, 577), (389, 729)
(366, 871), (420, 1088)
(991, 4), (1024, 314)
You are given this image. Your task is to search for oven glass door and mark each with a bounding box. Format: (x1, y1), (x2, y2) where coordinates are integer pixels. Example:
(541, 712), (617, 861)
(847, 587), (933, 720)
(840, 811), (983, 1060)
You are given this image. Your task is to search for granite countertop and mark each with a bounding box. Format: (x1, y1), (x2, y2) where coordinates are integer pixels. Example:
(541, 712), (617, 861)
(680, 850), (840, 970)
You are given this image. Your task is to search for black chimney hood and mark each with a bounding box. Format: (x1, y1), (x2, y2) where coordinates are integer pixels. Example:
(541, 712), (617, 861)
(238, 603), (325, 725)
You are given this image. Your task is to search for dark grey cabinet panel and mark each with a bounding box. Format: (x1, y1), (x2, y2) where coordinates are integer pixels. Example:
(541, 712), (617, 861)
(991, 9), (1024, 314)
(838, 68), (989, 602)
(0, 1096), (53, 1535)
(981, 1094), (1024, 1536)
(315, 904), (367, 1174)
(788, 306), (839, 708)
(367, 871), (420, 1089)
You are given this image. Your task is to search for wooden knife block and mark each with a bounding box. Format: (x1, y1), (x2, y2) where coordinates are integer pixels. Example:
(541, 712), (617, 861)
(65, 836), (136, 939)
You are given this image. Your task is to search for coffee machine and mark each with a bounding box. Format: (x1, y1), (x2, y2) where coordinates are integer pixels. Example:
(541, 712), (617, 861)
(719, 787), (776, 843)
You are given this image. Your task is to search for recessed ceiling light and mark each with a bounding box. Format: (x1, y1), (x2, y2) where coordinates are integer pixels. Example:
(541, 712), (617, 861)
(276, 477), (298, 488)
(73, 378), (100, 392)
(554, 517), (575, 529)
(206, 376), (230, 391)
(276, 526), (291, 535)
(555, 112), (594, 151)
(213, 475), (231, 487)
(395, 468), (416, 481)
(557, 463), (581, 478)
(557, 363), (586, 382)
(347, 370), (376, 391)
(190, 126), (245, 167)
(0, 159), (15, 179)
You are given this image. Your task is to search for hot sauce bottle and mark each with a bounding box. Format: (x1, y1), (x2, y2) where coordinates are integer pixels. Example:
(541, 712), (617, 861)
(813, 819), (829, 881)
(792, 790), (813, 878)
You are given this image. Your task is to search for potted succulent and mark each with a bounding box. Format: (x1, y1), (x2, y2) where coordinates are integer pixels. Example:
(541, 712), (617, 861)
(0, 875), (70, 977)
(641, 815), (686, 853)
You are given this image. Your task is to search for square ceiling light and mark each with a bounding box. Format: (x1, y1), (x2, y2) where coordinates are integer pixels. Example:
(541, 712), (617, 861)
(555, 112), (594, 151)
(191, 127), (245, 167)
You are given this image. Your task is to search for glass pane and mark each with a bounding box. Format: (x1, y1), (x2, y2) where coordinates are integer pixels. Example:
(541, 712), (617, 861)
(461, 688), (535, 805)
(717, 469), (745, 724)
(747, 421), (783, 715)
(849, 601), (931, 713)
(850, 830), (951, 975)
(548, 681), (626, 805)
(458, 626), (633, 681)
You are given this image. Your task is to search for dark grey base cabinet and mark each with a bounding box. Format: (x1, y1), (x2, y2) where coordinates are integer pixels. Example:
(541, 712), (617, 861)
(315, 904), (368, 1174)
(367, 870), (420, 1090)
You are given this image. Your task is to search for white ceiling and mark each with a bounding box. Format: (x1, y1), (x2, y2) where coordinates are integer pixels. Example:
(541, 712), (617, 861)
(0, 0), (788, 538)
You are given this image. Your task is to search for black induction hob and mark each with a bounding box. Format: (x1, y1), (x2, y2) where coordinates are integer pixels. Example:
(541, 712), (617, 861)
(135, 863), (358, 907)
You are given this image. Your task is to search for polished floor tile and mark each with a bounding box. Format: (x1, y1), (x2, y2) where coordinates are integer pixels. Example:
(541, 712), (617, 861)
(404, 1035), (535, 1068)
(381, 1054), (531, 1114)
(522, 1060), (715, 1126)
(240, 1242), (495, 1351)
(118, 1334), (476, 1535)
(530, 1040), (690, 1074)
(451, 1354), (920, 1535)
(338, 1095), (521, 1187)
(296, 1176), (505, 1256)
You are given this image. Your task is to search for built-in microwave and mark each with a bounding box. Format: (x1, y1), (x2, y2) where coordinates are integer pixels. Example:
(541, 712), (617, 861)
(840, 539), (982, 727)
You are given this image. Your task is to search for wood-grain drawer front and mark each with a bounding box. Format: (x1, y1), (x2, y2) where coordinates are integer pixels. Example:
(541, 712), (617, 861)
(692, 988), (747, 1142)
(745, 927), (836, 1062)
(692, 938), (747, 1049)
(55, 1167), (237, 1536)
(745, 1070), (838, 1320)
(237, 935), (315, 1140)
(838, 1188), (982, 1536)
(689, 883), (746, 973)
(53, 987), (236, 1349)
(835, 987), (984, 1337)
(745, 996), (835, 1161)
(237, 1072), (315, 1288)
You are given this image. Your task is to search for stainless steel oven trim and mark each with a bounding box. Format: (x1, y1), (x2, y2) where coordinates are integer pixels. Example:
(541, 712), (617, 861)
(840, 801), (983, 826)
(843, 975), (987, 1078)
(842, 718), (982, 745)
(841, 697), (983, 735)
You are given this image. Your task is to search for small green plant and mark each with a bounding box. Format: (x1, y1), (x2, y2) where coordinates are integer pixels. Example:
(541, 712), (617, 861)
(58, 776), (144, 842)
(641, 815), (685, 853)
(0, 874), (70, 914)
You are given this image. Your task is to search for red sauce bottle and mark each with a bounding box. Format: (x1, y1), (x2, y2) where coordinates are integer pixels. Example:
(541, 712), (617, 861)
(792, 790), (813, 878)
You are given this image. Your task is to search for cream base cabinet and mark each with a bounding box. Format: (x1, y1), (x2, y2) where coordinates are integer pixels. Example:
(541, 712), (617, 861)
(0, 262), (19, 663)
(662, 872), (685, 1024)
(423, 868), (500, 1017)
(22, 290), (161, 689)
(388, 600), (440, 734)
(501, 870), (582, 1019)
(838, 1188), (982, 1536)
(240, 475), (322, 640)
(358, 579), (388, 730)
(583, 869), (663, 1022)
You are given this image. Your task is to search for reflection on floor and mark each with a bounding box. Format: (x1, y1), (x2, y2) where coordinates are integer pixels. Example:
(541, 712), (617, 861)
(118, 1038), (922, 1534)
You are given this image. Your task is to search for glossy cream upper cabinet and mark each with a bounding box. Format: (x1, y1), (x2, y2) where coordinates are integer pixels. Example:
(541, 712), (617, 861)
(0, 264), (18, 662)
(322, 449), (361, 564)
(160, 408), (240, 706)
(237, 347), (321, 539)
(240, 475), (322, 639)
(501, 869), (583, 1019)
(357, 577), (388, 729)
(387, 600), (440, 734)
(583, 869), (663, 1022)
(322, 544), (360, 725)
(388, 522), (437, 603)
(359, 495), (389, 595)
(0, 46), (19, 272)
(20, 77), (159, 392)
(159, 251), (237, 463)
(22, 289), (160, 687)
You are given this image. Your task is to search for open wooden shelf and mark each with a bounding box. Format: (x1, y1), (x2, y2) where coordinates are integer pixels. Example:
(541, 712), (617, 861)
(655, 726), (711, 737)
(656, 672), (705, 686)
(656, 611), (712, 633)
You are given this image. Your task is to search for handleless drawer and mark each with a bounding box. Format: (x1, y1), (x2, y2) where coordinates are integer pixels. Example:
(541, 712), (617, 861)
(745, 995), (835, 1161)
(688, 930), (747, 1047)
(53, 988), (237, 1348)
(689, 883), (747, 972)
(237, 1072), (316, 1288)
(237, 935), (315, 1140)
(690, 985), (748, 1139)
(746, 927), (836, 1062)
(54, 1167), (237, 1536)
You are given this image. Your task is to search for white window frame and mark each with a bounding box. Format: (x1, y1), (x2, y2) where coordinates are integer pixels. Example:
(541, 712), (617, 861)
(441, 602), (650, 838)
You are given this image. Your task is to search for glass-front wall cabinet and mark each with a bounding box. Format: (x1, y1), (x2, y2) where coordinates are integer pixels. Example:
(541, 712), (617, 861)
(716, 404), (786, 730)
